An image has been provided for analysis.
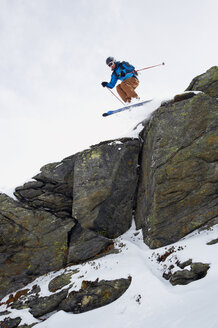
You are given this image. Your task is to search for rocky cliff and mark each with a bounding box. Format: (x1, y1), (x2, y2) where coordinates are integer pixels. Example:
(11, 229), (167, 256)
(136, 91), (217, 248)
(0, 66), (217, 303)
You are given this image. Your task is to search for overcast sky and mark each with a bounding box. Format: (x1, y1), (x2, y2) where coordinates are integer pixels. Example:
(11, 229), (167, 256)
(0, 0), (217, 189)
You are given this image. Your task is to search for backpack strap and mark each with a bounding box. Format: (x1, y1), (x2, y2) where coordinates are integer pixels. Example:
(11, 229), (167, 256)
(119, 61), (125, 69)
(112, 62), (121, 79)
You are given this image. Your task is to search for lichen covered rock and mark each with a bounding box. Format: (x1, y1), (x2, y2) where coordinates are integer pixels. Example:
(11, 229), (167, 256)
(72, 139), (140, 238)
(48, 271), (78, 292)
(169, 262), (210, 285)
(59, 277), (131, 313)
(0, 193), (75, 300)
(67, 222), (114, 263)
(14, 156), (76, 218)
(136, 92), (218, 248)
(186, 66), (218, 97)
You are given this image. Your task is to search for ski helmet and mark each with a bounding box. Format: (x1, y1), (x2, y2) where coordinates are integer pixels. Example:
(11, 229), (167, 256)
(106, 56), (116, 66)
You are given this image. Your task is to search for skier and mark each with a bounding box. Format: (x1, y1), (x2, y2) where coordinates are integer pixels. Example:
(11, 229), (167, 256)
(101, 57), (140, 104)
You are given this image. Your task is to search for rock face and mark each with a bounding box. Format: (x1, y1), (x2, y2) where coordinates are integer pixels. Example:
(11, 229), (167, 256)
(135, 91), (218, 248)
(0, 138), (139, 300)
(67, 222), (113, 263)
(0, 192), (113, 300)
(14, 138), (140, 238)
(0, 193), (75, 300)
(72, 139), (140, 238)
(186, 66), (218, 98)
(14, 156), (76, 218)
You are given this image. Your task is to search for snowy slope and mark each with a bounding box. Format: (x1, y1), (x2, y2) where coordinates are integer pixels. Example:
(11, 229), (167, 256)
(1, 222), (218, 328)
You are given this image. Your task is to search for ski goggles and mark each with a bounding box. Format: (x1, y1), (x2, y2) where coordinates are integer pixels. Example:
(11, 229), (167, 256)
(108, 62), (114, 67)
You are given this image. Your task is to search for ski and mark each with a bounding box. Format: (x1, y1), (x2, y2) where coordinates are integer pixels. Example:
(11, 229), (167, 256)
(102, 100), (152, 117)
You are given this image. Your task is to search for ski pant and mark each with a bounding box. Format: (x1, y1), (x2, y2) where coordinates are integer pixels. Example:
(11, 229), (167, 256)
(116, 77), (139, 103)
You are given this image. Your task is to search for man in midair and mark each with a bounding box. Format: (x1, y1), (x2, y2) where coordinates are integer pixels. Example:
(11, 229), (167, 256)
(101, 56), (140, 104)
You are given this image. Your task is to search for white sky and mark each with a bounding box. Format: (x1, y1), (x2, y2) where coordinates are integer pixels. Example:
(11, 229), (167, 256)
(0, 0), (217, 189)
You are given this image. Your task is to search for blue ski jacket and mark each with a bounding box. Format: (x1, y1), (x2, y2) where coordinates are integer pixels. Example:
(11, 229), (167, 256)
(106, 61), (138, 89)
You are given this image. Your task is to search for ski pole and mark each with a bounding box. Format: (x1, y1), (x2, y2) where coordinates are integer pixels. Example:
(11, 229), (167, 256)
(106, 87), (125, 106)
(135, 62), (165, 73)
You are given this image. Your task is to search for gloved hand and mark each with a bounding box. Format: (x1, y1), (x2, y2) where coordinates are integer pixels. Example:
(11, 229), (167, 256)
(101, 82), (108, 87)
(120, 71), (125, 77)
(133, 70), (138, 76)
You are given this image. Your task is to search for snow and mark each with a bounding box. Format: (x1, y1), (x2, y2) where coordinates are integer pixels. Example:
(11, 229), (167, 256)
(1, 221), (218, 328)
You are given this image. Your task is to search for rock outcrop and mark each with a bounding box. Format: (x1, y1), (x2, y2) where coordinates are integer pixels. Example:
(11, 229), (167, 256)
(14, 156), (76, 218)
(135, 91), (218, 248)
(169, 262), (210, 286)
(0, 277), (131, 325)
(0, 138), (139, 300)
(0, 192), (113, 300)
(14, 138), (140, 238)
(72, 139), (140, 238)
(186, 66), (218, 98)
(59, 277), (131, 313)
(28, 289), (69, 318)
(48, 270), (78, 292)
(0, 193), (75, 300)
(0, 316), (22, 328)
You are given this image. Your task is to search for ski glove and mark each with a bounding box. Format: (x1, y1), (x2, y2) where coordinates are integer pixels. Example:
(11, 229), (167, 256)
(101, 82), (108, 87)
(120, 71), (126, 77)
